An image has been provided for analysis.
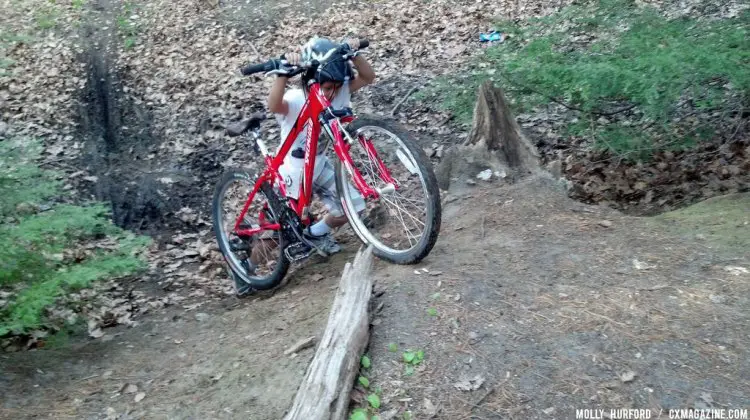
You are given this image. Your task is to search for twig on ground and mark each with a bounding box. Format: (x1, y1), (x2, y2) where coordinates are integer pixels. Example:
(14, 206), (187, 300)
(637, 284), (673, 291)
(473, 385), (496, 408)
(582, 309), (629, 328)
(390, 85), (421, 115)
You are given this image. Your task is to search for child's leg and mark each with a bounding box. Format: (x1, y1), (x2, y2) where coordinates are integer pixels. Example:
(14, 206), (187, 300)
(310, 156), (365, 235)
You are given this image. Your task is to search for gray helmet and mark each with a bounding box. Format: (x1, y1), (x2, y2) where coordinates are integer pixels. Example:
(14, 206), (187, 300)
(301, 36), (354, 84)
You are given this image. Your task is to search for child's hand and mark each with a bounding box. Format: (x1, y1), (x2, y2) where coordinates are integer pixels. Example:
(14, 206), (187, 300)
(345, 38), (360, 51)
(284, 51), (302, 66)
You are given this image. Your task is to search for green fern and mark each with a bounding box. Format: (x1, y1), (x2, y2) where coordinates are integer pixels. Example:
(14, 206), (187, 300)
(0, 138), (150, 336)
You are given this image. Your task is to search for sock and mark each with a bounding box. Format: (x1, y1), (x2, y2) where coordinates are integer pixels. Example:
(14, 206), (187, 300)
(309, 219), (332, 237)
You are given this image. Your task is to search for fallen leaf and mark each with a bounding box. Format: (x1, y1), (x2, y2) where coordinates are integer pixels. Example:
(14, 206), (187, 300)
(181, 249), (200, 258)
(724, 266), (748, 276)
(284, 336), (316, 356)
(105, 407), (117, 420)
(122, 383), (138, 394)
(632, 259), (655, 270)
(423, 398), (438, 416)
(619, 370), (636, 383)
(453, 374), (485, 391)
(476, 169), (492, 181)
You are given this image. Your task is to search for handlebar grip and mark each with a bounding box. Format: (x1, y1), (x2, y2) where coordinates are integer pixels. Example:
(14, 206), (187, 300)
(241, 60), (276, 76)
(358, 39), (369, 49)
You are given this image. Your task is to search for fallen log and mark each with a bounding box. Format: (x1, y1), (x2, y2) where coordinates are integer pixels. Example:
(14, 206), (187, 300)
(283, 245), (374, 420)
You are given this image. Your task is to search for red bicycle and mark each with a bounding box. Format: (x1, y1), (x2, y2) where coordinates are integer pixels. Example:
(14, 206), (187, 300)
(212, 39), (441, 290)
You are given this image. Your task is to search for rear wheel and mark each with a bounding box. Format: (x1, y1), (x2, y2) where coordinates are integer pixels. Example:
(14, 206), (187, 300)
(212, 169), (289, 291)
(335, 115), (441, 264)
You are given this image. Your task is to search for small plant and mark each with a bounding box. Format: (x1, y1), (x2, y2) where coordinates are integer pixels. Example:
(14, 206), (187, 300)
(35, 8), (58, 30)
(360, 355), (371, 369)
(388, 342), (398, 352)
(349, 409), (368, 420)
(117, 2), (141, 49)
(367, 393), (381, 409)
(402, 349), (425, 376)
(351, 355), (383, 419)
(426, 307), (438, 317)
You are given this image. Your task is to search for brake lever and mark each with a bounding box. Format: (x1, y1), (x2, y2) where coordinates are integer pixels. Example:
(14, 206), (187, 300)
(344, 51), (367, 60)
(265, 69), (291, 77)
(265, 60), (301, 77)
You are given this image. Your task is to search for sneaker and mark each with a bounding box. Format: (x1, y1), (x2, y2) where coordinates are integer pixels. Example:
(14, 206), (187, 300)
(302, 230), (341, 255)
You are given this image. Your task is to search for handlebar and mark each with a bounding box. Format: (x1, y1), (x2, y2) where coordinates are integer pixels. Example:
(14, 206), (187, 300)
(240, 60), (278, 76)
(240, 38), (370, 77)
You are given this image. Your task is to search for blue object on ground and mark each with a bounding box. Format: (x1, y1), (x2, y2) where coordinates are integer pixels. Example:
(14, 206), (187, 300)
(480, 31), (504, 42)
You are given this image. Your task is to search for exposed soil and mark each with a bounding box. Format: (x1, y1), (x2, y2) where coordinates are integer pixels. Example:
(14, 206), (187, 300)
(72, 0), (206, 236)
(2, 0), (749, 418)
(0, 254), (354, 419)
(363, 179), (750, 419)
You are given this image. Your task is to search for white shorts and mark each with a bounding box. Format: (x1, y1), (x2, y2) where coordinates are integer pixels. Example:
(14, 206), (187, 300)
(279, 153), (366, 218)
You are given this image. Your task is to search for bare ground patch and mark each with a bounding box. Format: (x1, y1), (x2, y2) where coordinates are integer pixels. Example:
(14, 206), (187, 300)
(362, 178), (750, 419)
(0, 248), (362, 419)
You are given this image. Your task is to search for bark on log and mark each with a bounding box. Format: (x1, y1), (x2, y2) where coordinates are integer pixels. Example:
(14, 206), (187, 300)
(283, 246), (374, 420)
(436, 81), (541, 190)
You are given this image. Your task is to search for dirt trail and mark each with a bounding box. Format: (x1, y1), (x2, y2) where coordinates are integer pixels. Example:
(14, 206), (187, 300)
(0, 253), (355, 419)
(364, 178), (750, 419)
(2, 175), (748, 419)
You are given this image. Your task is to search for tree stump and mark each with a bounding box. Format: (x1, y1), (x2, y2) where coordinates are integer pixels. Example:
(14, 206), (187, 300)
(436, 81), (541, 190)
(283, 246), (374, 420)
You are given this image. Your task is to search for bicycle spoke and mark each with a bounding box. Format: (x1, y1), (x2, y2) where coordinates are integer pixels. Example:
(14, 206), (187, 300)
(380, 195), (426, 229)
(379, 197), (419, 246)
(337, 120), (439, 262)
(217, 175), (283, 279)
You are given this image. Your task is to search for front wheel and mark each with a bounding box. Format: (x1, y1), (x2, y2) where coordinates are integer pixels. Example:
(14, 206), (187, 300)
(335, 115), (441, 264)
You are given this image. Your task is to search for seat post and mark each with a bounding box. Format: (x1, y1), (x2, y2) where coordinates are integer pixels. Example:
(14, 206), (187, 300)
(251, 129), (270, 157)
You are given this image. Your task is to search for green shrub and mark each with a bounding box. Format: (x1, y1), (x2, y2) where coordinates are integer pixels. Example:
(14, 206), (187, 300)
(0, 138), (150, 336)
(426, 0), (749, 159)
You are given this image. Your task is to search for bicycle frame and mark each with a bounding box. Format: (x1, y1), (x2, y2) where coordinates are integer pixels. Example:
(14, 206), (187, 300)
(233, 81), (397, 238)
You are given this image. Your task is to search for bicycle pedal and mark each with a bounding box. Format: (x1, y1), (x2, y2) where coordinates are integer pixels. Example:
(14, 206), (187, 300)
(284, 242), (315, 263)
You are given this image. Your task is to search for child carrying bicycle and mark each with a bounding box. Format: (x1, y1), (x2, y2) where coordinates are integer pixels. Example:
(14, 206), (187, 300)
(267, 36), (376, 255)
(217, 36), (440, 297)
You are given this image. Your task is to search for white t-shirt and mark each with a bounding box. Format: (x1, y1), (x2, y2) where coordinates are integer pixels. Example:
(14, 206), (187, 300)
(274, 82), (352, 199)
(274, 82), (352, 153)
